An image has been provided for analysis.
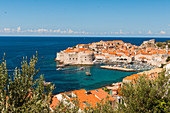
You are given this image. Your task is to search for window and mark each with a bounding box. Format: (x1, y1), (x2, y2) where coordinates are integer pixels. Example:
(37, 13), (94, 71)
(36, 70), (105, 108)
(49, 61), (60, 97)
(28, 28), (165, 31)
(118, 99), (121, 103)
(86, 91), (92, 95)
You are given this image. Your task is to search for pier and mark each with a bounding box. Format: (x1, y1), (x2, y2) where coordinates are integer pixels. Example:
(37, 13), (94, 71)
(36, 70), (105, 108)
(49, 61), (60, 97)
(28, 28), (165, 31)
(100, 65), (136, 72)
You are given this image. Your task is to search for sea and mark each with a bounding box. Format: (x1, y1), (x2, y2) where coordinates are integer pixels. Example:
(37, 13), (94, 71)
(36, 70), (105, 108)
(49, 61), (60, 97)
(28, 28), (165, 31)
(0, 36), (169, 94)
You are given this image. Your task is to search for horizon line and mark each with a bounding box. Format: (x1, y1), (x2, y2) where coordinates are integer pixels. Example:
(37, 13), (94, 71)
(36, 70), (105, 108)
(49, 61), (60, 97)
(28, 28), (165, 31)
(0, 35), (170, 38)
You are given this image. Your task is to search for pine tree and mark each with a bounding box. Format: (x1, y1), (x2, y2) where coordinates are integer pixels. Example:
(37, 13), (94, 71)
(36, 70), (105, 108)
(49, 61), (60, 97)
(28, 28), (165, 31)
(0, 53), (55, 112)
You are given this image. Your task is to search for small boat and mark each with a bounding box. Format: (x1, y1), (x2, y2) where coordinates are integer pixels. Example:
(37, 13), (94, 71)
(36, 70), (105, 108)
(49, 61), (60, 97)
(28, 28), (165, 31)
(85, 72), (91, 76)
(41, 56), (44, 59)
(80, 67), (85, 70)
(56, 64), (65, 67)
(56, 68), (62, 70)
(137, 69), (141, 72)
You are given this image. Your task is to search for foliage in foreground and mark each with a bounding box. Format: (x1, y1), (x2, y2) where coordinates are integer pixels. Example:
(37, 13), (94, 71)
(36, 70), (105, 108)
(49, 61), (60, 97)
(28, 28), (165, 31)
(0, 53), (55, 112)
(118, 71), (170, 113)
(166, 56), (170, 62)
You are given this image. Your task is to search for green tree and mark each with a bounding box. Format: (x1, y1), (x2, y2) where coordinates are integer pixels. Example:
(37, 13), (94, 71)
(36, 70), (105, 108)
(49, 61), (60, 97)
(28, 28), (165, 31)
(165, 40), (170, 44)
(166, 56), (170, 62)
(156, 42), (164, 47)
(117, 71), (170, 113)
(0, 53), (55, 112)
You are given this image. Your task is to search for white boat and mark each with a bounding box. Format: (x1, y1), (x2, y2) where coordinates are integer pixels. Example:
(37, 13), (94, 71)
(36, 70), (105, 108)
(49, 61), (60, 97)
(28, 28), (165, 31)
(56, 64), (65, 67)
(85, 72), (91, 76)
(56, 68), (62, 70)
(137, 69), (141, 72)
(80, 67), (85, 70)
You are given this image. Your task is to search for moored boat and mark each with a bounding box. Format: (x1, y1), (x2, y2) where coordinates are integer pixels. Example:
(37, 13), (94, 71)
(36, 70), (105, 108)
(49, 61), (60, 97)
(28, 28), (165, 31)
(56, 64), (65, 67)
(80, 67), (85, 70)
(85, 72), (91, 76)
(56, 68), (62, 70)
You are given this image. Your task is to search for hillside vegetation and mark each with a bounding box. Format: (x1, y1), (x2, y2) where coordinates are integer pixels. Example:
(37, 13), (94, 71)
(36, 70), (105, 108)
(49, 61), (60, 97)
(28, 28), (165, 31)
(156, 40), (170, 49)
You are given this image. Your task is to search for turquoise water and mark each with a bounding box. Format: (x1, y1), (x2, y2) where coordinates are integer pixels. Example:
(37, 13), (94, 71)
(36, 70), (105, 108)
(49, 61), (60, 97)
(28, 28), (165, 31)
(47, 65), (136, 93)
(0, 36), (169, 94)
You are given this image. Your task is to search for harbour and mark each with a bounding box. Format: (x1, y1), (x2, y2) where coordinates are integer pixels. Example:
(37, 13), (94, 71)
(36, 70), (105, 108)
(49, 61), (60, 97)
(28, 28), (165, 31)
(0, 36), (169, 94)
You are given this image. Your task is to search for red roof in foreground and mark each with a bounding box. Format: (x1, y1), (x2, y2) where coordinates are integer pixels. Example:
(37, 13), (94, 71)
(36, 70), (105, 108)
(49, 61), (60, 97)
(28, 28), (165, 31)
(90, 88), (115, 102)
(50, 88), (115, 111)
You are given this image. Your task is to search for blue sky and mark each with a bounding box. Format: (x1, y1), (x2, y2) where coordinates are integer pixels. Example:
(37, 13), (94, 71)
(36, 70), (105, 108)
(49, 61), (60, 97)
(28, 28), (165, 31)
(0, 0), (170, 36)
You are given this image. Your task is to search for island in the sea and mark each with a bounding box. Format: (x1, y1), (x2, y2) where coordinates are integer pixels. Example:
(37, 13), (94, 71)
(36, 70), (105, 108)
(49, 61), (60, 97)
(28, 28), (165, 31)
(56, 39), (170, 67)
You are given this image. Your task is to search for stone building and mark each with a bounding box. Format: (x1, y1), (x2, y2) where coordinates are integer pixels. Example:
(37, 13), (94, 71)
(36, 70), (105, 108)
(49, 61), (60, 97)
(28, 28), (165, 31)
(56, 51), (95, 65)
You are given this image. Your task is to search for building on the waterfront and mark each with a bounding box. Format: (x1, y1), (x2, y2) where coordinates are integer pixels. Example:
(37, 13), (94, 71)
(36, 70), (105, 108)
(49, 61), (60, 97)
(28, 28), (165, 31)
(76, 44), (89, 48)
(56, 39), (170, 66)
(56, 49), (95, 65)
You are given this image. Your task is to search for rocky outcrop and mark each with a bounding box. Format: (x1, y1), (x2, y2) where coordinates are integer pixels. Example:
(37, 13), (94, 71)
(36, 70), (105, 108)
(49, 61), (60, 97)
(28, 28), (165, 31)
(140, 39), (156, 49)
